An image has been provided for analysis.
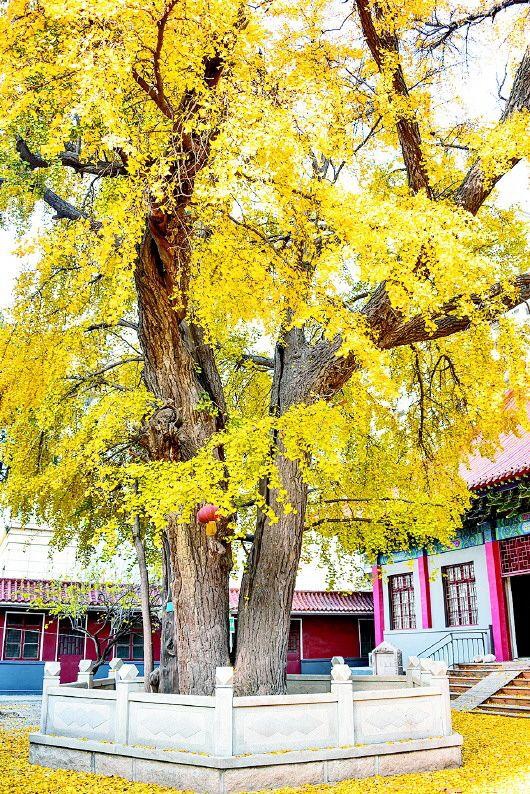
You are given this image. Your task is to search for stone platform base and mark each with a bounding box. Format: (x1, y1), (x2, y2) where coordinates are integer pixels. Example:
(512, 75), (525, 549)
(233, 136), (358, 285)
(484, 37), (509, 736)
(29, 732), (463, 793)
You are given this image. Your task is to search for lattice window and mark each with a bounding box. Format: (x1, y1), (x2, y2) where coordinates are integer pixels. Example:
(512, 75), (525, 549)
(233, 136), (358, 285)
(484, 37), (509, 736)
(57, 633), (84, 656)
(500, 536), (530, 576)
(442, 562), (478, 627)
(389, 573), (416, 630)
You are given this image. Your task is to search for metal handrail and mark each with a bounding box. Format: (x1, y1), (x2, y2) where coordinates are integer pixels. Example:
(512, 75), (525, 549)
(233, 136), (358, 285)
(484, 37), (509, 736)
(417, 628), (491, 667)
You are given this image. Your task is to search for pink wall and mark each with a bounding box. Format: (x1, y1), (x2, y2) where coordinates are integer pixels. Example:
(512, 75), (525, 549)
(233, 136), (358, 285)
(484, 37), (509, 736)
(417, 553), (432, 629)
(372, 565), (384, 645)
(485, 540), (511, 661)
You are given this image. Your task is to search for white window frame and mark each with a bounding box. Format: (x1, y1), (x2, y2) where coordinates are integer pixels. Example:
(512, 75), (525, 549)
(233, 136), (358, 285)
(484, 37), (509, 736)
(2, 610), (45, 662)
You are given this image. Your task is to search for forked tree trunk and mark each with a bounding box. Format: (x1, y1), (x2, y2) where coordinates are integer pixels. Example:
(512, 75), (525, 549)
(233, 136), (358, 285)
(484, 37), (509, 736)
(234, 455), (307, 695)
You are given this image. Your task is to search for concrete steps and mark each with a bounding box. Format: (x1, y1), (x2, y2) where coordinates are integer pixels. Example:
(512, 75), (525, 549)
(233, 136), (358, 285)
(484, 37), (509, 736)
(475, 702), (530, 718)
(450, 665), (530, 717)
(448, 663), (503, 700)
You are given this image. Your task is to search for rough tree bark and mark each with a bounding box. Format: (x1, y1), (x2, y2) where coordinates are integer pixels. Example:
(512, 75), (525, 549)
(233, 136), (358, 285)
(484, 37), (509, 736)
(235, 329), (316, 695)
(134, 227), (232, 695)
(235, 455), (307, 695)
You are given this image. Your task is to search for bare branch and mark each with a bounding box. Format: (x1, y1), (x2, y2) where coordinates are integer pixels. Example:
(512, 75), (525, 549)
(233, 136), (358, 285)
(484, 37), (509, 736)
(420, 1), (530, 51)
(16, 137), (127, 177)
(85, 319), (139, 333)
(239, 353), (274, 369)
(64, 357), (144, 397)
(307, 516), (381, 528)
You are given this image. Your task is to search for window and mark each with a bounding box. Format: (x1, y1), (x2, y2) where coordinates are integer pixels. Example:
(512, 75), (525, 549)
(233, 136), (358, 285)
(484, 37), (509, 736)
(287, 621), (301, 655)
(3, 614), (42, 660)
(116, 631), (143, 661)
(57, 633), (84, 657)
(442, 562), (478, 627)
(389, 573), (416, 630)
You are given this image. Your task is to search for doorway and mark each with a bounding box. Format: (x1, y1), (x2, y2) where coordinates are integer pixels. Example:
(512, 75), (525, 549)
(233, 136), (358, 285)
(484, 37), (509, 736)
(510, 574), (530, 658)
(359, 619), (375, 660)
(57, 626), (85, 683)
(286, 619), (302, 674)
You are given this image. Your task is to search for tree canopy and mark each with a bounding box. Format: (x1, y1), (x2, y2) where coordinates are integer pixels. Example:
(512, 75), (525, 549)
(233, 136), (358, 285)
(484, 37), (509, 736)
(1, 0), (530, 694)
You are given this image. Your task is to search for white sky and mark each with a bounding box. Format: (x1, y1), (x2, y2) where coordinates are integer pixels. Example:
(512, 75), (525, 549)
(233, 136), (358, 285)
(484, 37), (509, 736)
(0, 7), (528, 590)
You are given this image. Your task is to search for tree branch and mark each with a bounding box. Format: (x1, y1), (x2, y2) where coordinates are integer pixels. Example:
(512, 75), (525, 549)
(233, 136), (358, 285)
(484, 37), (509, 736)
(453, 46), (530, 214)
(85, 319), (139, 333)
(238, 353), (275, 369)
(420, 0), (530, 51)
(131, 0), (179, 119)
(16, 137), (127, 177)
(64, 357), (144, 397)
(355, 0), (432, 196)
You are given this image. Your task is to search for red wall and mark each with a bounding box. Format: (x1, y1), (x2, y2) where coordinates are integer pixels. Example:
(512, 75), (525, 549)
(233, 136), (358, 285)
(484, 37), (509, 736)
(85, 614), (111, 660)
(152, 627), (161, 662)
(42, 616), (58, 661)
(301, 615), (360, 659)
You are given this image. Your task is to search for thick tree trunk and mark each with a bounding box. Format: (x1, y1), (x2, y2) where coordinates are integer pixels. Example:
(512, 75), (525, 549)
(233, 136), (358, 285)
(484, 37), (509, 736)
(234, 455), (307, 695)
(132, 514), (154, 690)
(169, 516), (232, 694)
(234, 329), (311, 695)
(134, 231), (231, 694)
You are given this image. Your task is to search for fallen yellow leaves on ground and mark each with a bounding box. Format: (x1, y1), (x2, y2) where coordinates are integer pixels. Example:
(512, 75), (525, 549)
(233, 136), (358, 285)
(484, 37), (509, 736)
(0, 713), (528, 794)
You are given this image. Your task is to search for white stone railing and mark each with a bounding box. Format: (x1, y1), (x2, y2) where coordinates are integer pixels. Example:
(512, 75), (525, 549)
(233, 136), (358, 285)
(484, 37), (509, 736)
(39, 656), (452, 757)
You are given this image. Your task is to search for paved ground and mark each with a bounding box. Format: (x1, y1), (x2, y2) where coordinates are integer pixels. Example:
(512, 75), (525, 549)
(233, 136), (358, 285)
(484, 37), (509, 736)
(0, 697), (41, 730)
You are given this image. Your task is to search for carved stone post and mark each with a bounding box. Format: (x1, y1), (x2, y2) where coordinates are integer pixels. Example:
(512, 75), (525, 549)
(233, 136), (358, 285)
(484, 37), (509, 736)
(331, 662), (354, 746)
(214, 666), (234, 757)
(406, 656), (422, 686)
(109, 658), (124, 681)
(115, 664), (140, 745)
(419, 657), (434, 687)
(371, 641), (403, 676)
(77, 659), (95, 688)
(40, 661), (61, 733)
(428, 661), (451, 736)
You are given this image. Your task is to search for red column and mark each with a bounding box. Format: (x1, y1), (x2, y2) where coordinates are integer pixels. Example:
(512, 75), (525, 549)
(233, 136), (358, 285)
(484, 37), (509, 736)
(485, 540), (511, 661)
(372, 564), (384, 645)
(417, 552), (432, 629)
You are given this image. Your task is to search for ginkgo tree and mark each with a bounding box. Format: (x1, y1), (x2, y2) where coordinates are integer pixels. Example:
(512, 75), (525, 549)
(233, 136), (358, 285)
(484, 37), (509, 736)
(0, 0), (529, 696)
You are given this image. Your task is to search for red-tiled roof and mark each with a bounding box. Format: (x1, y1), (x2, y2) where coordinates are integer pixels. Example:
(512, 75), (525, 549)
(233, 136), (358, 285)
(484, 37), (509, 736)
(464, 427), (530, 490)
(229, 588), (373, 614)
(0, 578), (373, 614)
(0, 578), (138, 607)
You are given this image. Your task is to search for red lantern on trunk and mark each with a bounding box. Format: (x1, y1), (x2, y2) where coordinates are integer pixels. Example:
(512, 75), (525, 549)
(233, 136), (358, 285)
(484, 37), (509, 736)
(197, 504), (219, 524)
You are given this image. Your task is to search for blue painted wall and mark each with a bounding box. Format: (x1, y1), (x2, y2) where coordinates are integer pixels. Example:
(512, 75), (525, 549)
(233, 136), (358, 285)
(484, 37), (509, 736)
(0, 661), (151, 694)
(300, 657), (368, 674)
(0, 661), (45, 695)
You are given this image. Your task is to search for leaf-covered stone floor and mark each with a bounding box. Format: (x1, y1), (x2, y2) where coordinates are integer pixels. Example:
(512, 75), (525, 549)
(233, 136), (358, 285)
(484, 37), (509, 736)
(0, 712), (528, 793)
